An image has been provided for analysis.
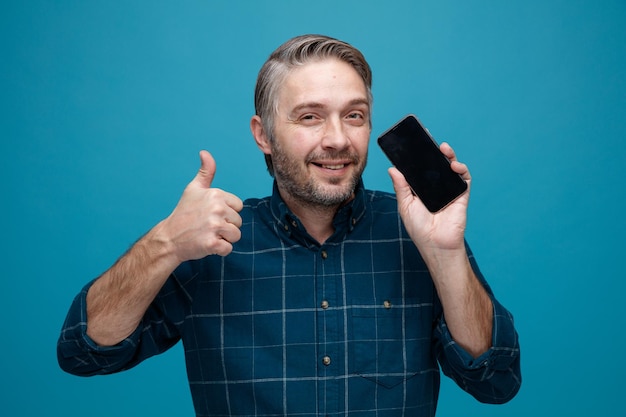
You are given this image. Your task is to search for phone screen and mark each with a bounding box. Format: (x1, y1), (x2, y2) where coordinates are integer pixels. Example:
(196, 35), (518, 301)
(377, 114), (468, 212)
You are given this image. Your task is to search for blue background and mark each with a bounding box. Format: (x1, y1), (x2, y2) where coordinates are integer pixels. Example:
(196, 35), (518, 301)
(2, 0), (625, 415)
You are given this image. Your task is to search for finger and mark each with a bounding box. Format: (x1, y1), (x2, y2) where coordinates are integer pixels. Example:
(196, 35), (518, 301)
(210, 224), (242, 257)
(439, 142), (457, 161)
(451, 161), (472, 183)
(208, 190), (243, 224)
(223, 192), (244, 213)
(440, 142), (471, 180)
(193, 150), (217, 189)
(223, 208), (243, 228)
(219, 222), (243, 246)
(450, 160), (468, 174)
(210, 239), (235, 257)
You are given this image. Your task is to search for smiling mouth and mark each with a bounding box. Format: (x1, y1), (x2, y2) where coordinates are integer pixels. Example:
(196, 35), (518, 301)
(309, 152), (359, 171)
(314, 163), (347, 170)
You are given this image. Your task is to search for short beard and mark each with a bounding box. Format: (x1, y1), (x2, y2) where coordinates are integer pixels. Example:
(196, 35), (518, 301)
(271, 142), (366, 208)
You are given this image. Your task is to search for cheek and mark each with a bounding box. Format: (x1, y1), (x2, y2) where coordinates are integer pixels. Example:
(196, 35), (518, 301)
(350, 128), (371, 153)
(272, 134), (313, 161)
(282, 129), (321, 154)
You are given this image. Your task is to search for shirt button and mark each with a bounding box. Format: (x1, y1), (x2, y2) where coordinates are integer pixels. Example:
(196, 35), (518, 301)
(321, 250), (328, 259)
(322, 356), (331, 366)
(321, 300), (329, 309)
(383, 300), (392, 309)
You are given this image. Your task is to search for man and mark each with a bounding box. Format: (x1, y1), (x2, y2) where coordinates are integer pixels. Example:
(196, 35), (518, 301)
(58, 34), (521, 416)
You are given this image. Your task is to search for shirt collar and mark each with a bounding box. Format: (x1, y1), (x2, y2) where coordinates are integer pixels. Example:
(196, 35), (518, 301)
(269, 179), (367, 246)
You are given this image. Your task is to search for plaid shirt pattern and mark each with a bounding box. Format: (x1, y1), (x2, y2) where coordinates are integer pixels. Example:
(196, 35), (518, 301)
(58, 181), (521, 416)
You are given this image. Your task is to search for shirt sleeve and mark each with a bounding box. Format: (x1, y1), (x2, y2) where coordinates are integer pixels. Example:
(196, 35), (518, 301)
(56, 273), (189, 376)
(433, 248), (522, 404)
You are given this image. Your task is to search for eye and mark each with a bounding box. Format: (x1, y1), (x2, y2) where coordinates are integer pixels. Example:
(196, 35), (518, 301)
(298, 113), (323, 126)
(345, 111), (367, 126)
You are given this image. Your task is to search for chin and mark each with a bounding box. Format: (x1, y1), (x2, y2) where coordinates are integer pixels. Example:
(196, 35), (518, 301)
(311, 182), (357, 206)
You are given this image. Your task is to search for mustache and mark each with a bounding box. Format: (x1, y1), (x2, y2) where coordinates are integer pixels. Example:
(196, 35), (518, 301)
(306, 150), (361, 164)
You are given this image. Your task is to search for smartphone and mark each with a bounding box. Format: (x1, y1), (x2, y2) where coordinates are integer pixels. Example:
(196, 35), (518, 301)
(377, 114), (468, 212)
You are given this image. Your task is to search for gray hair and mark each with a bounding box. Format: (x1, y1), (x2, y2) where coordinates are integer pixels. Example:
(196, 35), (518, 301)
(254, 34), (373, 176)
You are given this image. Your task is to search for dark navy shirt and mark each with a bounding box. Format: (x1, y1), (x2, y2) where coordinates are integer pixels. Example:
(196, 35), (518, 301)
(58, 181), (521, 416)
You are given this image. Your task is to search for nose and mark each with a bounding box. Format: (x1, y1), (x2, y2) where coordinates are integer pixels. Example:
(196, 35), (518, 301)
(321, 117), (350, 150)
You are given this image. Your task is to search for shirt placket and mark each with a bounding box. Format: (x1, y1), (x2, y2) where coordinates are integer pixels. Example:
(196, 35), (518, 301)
(316, 243), (345, 416)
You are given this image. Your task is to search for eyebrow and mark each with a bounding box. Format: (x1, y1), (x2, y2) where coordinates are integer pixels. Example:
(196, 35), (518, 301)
(289, 98), (370, 115)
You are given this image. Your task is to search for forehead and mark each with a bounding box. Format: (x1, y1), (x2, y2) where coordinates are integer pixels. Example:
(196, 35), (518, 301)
(277, 58), (369, 110)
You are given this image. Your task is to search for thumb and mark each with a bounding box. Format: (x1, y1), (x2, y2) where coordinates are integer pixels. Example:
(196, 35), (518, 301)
(193, 150), (217, 189)
(388, 167), (413, 202)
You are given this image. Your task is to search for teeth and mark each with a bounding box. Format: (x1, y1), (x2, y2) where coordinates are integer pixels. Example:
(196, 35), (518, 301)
(322, 164), (345, 170)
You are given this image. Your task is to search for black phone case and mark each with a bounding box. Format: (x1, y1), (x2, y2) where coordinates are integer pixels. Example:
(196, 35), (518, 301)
(377, 114), (468, 212)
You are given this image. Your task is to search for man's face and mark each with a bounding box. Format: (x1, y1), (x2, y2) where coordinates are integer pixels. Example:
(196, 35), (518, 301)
(269, 58), (371, 208)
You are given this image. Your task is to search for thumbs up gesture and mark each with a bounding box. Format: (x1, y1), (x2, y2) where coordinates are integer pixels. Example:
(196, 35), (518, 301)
(160, 150), (244, 261)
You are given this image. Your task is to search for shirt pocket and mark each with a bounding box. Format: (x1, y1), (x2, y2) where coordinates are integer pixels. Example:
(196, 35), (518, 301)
(350, 298), (433, 388)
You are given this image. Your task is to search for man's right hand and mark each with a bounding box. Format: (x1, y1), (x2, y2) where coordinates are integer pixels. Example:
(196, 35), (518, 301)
(158, 150), (244, 262)
(86, 150), (243, 346)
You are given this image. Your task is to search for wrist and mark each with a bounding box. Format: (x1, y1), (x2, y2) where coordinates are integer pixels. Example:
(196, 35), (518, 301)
(143, 220), (183, 268)
(419, 246), (473, 287)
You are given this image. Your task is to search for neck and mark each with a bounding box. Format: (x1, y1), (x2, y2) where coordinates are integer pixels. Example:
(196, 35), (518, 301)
(282, 194), (340, 244)
(274, 178), (359, 244)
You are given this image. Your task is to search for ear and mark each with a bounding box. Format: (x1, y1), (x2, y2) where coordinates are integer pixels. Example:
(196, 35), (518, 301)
(250, 115), (272, 155)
